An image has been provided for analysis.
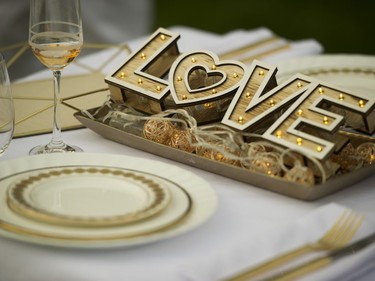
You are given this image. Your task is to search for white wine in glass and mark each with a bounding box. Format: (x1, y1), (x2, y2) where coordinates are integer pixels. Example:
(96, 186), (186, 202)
(29, 0), (83, 154)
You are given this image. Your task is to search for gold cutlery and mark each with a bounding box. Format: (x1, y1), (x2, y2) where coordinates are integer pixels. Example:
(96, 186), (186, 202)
(259, 231), (375, 281)
(225, 209), (364, 281)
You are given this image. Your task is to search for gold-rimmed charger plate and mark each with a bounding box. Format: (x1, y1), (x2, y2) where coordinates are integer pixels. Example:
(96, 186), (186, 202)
(7, 166), (171, 227)
(0, 153), (218, 248)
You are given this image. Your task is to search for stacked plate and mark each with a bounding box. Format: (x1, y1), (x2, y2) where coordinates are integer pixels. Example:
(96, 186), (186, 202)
(0, 153), (218, 248)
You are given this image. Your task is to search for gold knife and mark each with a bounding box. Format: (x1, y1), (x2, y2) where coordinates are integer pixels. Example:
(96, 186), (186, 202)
(258, 232), (375, 281)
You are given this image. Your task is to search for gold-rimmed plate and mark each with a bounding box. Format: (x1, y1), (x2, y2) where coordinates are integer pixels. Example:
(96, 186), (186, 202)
(7, 166), (171, 227)
(0, 153), (218, 248)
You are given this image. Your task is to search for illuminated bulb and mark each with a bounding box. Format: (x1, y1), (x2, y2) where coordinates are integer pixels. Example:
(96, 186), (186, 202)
(359, 100), (365, 107)
(156, 85), (162, 91)
(215, 153), (224, 161)
(297, 109), (303, 116)
(182, 95), (187, 100)
(245, 92), (251, 98)
(316, 146), (323, 152)
(296, 138), (303, 146)
(269, 99), (275, 106)
(177, 76), (182, 81)
(233, 73), (238, 78)
(204, 103), (212, 108)
(119, 72), (125, 78)
(297, 82), (303, 88)
(276, 130), (282, 138)
(140, 53), (146, 59)
(259, 70), (265, 76)
(323, 116), (329, 124)
(238, 116), (244, 123)
(191, 57), (196, 63)
(212, 89), (217, 94)
(211, 65), (216, 70)
(318, 87), (324, 94)
(160, 34), (166, 40)
(339, 93), (344, 100)
(370, 154), (375, 163)
(138, 78), (143, 85)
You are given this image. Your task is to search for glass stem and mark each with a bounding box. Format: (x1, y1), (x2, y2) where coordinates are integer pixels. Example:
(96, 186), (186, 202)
(48, 70), (65, 149)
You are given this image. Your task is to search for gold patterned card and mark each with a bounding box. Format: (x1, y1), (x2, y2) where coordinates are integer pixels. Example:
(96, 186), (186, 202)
(0, 42), (130, 138)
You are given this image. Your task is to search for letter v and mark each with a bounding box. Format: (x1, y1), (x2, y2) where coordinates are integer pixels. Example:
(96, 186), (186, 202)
(221, 60), (312, 134)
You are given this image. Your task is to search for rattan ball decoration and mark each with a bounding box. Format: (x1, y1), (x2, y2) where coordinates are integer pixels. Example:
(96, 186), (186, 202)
(143, 119), (175, 144)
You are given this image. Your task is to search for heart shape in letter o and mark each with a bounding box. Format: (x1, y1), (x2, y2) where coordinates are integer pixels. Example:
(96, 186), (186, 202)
(169, 51), (246, 106)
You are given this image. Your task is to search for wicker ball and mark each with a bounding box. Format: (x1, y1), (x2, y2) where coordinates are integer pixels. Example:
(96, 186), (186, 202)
(356, 142), (375, 165)
(143, 119), (174, 144)
(169, 129), (196, 153)
(196, 139), (240, 166)
(283, 165), (315, 185)
(249, 153), (281, 176)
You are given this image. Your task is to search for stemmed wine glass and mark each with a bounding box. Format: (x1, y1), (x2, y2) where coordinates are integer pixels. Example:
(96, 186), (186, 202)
(29, 0), (83, 154)
(0, 53), (14, 157)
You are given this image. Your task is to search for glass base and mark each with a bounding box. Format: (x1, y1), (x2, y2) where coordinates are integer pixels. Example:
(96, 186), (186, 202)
(29, 143), (83, 155)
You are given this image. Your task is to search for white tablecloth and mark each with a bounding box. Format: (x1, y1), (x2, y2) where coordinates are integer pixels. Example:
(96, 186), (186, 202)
(1, 26), (374, 281)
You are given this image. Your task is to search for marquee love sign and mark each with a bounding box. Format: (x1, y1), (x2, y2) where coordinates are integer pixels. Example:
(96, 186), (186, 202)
(105, 28), (375, 161)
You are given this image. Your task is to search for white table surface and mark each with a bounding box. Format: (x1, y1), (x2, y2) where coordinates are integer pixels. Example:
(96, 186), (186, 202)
(1, 128), (374, 281)
(1, 26), (374, 281)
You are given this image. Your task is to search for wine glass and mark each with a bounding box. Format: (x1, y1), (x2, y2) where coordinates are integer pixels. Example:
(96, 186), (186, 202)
(28, 0), (83, 154)
(0, 53), (14, 157)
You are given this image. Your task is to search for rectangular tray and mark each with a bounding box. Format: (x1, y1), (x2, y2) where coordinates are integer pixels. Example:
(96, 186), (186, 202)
(74, 109), (375, 201)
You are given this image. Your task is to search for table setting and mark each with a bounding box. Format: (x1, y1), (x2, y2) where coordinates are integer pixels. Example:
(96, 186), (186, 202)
(1, 1), (375, 280)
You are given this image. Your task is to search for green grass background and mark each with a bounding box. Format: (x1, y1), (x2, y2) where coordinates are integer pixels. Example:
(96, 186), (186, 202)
(154, 0), (375, 55)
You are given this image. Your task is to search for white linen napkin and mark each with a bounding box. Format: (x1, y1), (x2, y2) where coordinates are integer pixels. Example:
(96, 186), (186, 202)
(201, 27), (323, 64)
(178, 203), (375, 281)
(127, 26), (323, 65)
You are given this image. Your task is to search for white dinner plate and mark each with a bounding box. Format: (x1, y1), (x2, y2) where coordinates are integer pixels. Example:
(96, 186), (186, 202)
(7, 166), (171, 227)
(276, 54), (375, 98)
(0, 153), (218, 248)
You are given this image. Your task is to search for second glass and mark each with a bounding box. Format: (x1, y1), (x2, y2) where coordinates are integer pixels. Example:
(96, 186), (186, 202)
(28, 0), (83, 154)
(0, 54), (14, 157)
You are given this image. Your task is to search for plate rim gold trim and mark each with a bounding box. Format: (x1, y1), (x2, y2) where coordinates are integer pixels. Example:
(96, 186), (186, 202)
(6, 166), (171, 227)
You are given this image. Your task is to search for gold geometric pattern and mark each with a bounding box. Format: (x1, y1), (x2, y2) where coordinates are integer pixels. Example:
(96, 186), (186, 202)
(0, 42), (130, 138)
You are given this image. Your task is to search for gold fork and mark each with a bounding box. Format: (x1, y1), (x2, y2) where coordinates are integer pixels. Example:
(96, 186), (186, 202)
(225, 209), (364, 281)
